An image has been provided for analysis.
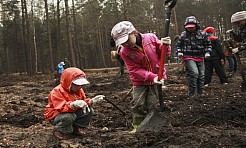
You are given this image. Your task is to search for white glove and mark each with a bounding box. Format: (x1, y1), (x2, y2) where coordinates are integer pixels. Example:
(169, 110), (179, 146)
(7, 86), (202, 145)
(177, 52), (183, 57)
(70, 100), (90, 113)
(226, 29), (233, 34)
(153, 76), (164, 85)
(205, 53), (210, 58)
(161, 37), (171, 45)
(232, 48), (239, 53)
(90, 95), (105, 105)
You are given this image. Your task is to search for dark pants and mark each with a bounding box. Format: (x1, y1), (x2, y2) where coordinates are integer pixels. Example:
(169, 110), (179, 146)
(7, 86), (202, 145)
(55, 73), (62, 85)
(50, 108), (94, 134)
(131, 85), (159, 118)
(116, 55), (125, 75)
(226, 56), (237, 73)
(205, 59), (228, 84)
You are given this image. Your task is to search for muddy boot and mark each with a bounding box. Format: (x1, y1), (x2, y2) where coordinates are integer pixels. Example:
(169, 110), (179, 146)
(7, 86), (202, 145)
(129, 115), (145, 134)
(53, 129), (72, 140)
(188, 92), (196, 98)
(73, 126), (86, 136)
(188, 88), (196, 98)
(198, 89), (205, 98)
(228, 72), (234, 78)
(241, 83), (246, 92)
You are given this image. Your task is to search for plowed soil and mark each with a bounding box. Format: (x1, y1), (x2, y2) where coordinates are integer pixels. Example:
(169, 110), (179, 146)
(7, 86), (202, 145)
(0, 64), (245, 147)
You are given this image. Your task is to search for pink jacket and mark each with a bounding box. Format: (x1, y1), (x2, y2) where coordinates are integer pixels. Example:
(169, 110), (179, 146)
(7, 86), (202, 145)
(120, 33), (171, 86)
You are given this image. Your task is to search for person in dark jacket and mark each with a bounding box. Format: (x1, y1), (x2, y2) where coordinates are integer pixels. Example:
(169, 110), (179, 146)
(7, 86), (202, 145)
(175, 16), (212, 97)
(110, 38), (125, 75)
(204, 27), (228, 86)
(224, 30), (237, 77)
(64, 58), (71, 69)
(230, 11), (246, 54)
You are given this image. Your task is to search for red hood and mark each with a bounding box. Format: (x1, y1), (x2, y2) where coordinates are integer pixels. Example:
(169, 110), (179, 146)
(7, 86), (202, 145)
(60, 67), (86, 91)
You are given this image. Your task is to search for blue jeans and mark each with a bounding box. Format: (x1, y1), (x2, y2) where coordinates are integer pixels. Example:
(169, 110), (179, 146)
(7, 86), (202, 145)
(185, 60), (205, 95)
(226, 56), (237, 72)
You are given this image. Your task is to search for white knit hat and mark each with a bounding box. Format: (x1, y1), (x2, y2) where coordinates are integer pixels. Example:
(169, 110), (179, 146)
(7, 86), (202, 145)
(231, 11), (246, 23)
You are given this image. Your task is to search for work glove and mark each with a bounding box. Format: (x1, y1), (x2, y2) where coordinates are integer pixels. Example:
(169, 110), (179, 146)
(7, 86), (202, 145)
(177, 52), (183, 57)
(153, 76), (164, 85)
(226, 29), (233, 34)
(90, 95), (105, 105)
(232, 48), (239, 54)
(221, 58), (226, 65)
(161, 37), (171, 45)
(205, 53), (210, 58)
(70, 100), (90, 113)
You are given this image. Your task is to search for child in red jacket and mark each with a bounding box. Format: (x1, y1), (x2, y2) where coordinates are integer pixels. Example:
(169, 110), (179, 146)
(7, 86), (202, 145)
(44, 67), (104, 139)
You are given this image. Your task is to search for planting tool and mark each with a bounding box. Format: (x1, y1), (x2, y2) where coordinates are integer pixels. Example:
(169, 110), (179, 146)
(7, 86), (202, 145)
(137, 0), (177, 132)
(104, 97), (132, 127)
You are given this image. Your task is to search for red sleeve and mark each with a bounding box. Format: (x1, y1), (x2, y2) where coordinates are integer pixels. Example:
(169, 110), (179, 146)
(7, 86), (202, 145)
(77, 88), (91, 107)
(49, 89), (76, 112)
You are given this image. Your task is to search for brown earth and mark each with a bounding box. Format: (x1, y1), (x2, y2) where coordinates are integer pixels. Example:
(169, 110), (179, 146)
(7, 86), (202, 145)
(0, 64), (245, 148)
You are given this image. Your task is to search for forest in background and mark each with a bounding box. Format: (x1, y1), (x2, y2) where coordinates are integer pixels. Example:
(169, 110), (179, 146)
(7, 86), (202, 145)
(0, 0), (244, 74)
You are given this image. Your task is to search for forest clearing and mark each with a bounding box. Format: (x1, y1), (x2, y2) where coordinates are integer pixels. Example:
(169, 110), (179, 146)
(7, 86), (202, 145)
(0, 63), (245, 147)
(0, 0), (245, 147)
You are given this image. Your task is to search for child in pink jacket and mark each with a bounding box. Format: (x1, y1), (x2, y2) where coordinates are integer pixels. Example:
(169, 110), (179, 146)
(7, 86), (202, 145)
(111, 21), (171, 133)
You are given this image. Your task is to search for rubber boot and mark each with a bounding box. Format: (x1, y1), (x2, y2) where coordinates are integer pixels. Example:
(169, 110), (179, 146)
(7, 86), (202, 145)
(129, 115), (145, 134)
(73, 126), (85, 136)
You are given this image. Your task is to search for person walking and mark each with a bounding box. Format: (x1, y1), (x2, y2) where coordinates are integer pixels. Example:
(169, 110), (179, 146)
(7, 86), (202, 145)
(203, 27), (228, 86)
(230, 11), (246, 54)
(64, 58), (71, 69)
(175, 16), (212, 97)
(56, 61), (65, 85)
(224, 30), (237, 77)
(111, 21), (171, 133)
(44, 67), (105, 140)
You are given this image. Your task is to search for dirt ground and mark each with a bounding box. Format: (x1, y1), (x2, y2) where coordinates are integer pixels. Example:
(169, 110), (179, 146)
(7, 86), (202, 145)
(0, 63), (245, 148)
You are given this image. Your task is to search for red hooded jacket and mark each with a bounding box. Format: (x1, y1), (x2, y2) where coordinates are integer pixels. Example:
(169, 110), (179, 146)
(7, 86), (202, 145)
(44, 67), (90, 121)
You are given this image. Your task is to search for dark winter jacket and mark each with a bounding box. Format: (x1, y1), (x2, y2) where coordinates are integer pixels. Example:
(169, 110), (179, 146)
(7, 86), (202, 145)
(224, 39), (235, 57)
(205, 36), (225, 61)
(233, 26), (246, 52)
(176, 30), (212, 58)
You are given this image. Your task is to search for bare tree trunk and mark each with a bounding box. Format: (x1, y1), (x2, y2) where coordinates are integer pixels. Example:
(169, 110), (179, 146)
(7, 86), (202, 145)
(80, 19), (87, 68)
(173, 7), (179, 35)
(72, 0), (82, 67)
(1, 0), (9, 74)
(57, 0), (61, 62)
(123, 0), (128, 19)
(97, 17), (107, 68)
(44, 0), (54, 72)
(21, 0), (29, 74)
(23, 0), (34, 74)
(31, 1), (38, 73)
(64, 0), (76, 67)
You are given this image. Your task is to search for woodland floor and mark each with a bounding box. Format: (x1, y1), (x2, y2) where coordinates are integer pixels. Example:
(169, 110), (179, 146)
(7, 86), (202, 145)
(0, 63), (245, 148)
